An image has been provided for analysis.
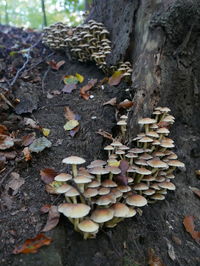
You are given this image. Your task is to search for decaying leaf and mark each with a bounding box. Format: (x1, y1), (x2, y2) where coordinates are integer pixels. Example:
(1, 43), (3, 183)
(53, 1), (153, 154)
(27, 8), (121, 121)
(6, 172), (25, 195)
(0, 124), (9, 135)
(13, 233), (52, 254)
(108, 71), (124, 86)
(103, 97), (117, 106)
(80, 79), (97, 100)
(75, 73), (84, 83)
(117, 99), (134, 109)
(42, 205), (60, 232)
(64, 106), (76, 120)
(24, 118), (39, 129)
(63, 75), (79, 85)
(42, 128), (51, 137)
(0, 151), (17, 160)
(40, 204), (51, 213)
(22, 147), (32, 161)
(148, 248), (165, 266)
(0, 134), (14, 150)
(189, 186), (200, 198)
(47, 60), (65, 70)
(62, 83), (77, 94)
(29, 137), (52, 153)
(64, 120), (79, 131)
(183, 216), (200, 243)
(22, 133), (36, 146)
(96, 129), (113, 141)
(40, 168), (58, 184)
(165, 238), (176, 261)
(69, 125), (80, 137)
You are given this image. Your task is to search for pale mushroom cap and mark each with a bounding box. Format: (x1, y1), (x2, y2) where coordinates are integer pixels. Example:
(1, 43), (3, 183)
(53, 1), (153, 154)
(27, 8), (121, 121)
(151, 193), (165, 200)
(74, 175), (91, 184)
(150, 183), (161, 190)
(118, 185), (131, 192)
(167, 160), (185, 167)
(90, 160), (107, 167)
(78, 219), (99, 233)
(65, 187), (80, 197)
(102, 179), (118, 188)
(158, 182), (176, 190)
(89, 167), (109, 175)
(143, 189), (155, 196)
(142, 175), (156, 181)
(160, 107), (171, 113)
(54, 173), (72, 182)
(55, 184), (72, 193)
(84, 188), (99, 198)
(126, 207), (137, 218)
(155, 176), (166, 182)
(129, 148), (144, 154)
(116, 150), (125, 155)
(138, 136), (154, 143)
(111, 141), (123, 147)
(147, 158), (168, 168)
(58, 203), (91, 218)
(133, 183), (149, 191)
(98, 187), (110, 195)
(125, 153), (138, 159)
(112, 203), (129, 217)
(87, 180), (101, 188)
(138, 118), (156, 125)
(105, 166), (121, 175)
(136, 167), (152, 175)
(126, 194), (147, 207)
(118, 145), (130, 150)
(104, 145), (114, 151)
(91, 208), (114, 223)
(139, 153), (153, 160)
(120, 115), (128, 120)
(62, 156), (86, 165)
(135, 159), (148, 166)
(95, 194), (113, 205)
(157, 127), (170, 134)
(146, 131), (159, 138)
(117, 120), (127, 126)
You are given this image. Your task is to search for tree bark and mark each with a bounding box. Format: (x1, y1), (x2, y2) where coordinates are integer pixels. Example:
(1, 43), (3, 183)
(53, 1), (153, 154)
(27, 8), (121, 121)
(41, 0), (47, 27)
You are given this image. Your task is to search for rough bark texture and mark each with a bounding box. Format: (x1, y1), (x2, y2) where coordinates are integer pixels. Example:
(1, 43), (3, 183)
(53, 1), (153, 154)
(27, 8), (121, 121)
(2, 0), (200, 265)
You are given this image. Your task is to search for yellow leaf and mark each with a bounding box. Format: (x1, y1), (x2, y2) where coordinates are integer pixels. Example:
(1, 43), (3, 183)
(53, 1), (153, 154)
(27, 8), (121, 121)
(42, 128), (51, 137)
(64, 120), (79, 131)
(75, 73), (84, 83)
(108, 160), (120, 167)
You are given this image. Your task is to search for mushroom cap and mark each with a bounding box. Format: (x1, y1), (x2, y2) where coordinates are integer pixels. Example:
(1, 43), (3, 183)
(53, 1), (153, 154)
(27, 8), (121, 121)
(117, 120), (127, 126)
(55, 184), (72, 193)
(104, 145), (114, 151)
(65, 187), (80, 197)
(135, 159), (148, 166)
(138, 136), (154, 143)
(147, 158), (168, 169)
(98, 187), (110, 195)
(150, 193), (165, 200)
(157, 127), (170, 134)
(126, 194), (147, 207)
(84, 188), (99, 198)
(138, 118), (156, 125)
(158, 182), (176, 190)
(125, 153), (138, 159)
(87, 160), (107, 168)
(87, 180), (101, 188)
(126, 208), (137, 218)
(111, 203), (129, 217)
(62, 156), (86, 165)
(89, 167), (109, 175)
(129, 148), (144, 154)
(105, 166), (121, 175)
(74, 175), (91, 184)
(133, 183), (149, 190)
(160, 107), (171, 113)
(111, 141), (123, 147)
(139, 153), (153, 160)
(117, 185), (131, 193)
(135, 167), (152, 175)
(142, 175), (156, 181)
(143, 189), (155, 196)
(116, 150), (125, 155)
(118, 145), (130, 150)
(54, 173), (72, 182)
(91, 208), (114, 223)
(95, 194), (114, 205)
(120, 115), (128, 120)
(58, 203), (91, 218)
(167, 160), (185, 168)
(110, 188), (123, 198)
(146, 131), (159, 138)
(78, 219), (99, 233)
(102, 179), (118, 188)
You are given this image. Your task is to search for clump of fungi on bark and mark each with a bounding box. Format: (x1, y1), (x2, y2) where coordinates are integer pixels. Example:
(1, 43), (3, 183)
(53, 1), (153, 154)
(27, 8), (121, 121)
(42, 20), (132, 77)
(47, 107), (185, 239)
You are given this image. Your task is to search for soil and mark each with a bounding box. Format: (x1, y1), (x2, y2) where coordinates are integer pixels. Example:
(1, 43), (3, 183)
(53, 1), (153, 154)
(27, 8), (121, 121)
(0, 25), (200, 266)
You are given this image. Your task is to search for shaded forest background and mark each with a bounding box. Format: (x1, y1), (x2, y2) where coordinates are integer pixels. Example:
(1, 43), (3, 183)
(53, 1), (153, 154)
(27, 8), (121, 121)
(0, 0), (91, 28)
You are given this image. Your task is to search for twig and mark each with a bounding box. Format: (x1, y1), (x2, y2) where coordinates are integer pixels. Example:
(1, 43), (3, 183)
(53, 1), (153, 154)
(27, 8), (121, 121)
(0, 166), (15, 187)
(0, 92), (14, 108)
(42, 66), (51, 93)
(10, 37), (42, 87)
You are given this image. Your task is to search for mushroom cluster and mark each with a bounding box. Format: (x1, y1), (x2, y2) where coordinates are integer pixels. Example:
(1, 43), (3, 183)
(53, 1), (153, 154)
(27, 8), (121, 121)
(42, 20), (111, 72)
(110, 61), (133, 79)
(48, 107), (184, 239)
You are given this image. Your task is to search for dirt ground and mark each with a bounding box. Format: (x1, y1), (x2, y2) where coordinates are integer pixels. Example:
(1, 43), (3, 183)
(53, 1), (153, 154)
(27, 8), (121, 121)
(0, 26), (200, 266)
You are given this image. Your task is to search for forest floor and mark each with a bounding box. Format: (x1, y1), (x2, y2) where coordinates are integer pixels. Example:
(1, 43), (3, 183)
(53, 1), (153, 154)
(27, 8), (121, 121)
(0, 26), (200, 266)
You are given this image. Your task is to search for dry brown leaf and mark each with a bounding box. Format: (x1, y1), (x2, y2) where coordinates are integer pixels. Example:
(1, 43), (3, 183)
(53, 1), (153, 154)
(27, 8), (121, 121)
(0, 134), (14, 150)
(22, 133), (36, 146)
(189, 186), (200, 198)
(40, 204), (52, 214)
(103, 97), (117, 106)
(13, 233), (52, 254)
(0, 124), (9, 135)
(183, 216), (200, 243)
(40, 168), (58, 184)
(80, 79), (97, 100)
(42, 205), (60, 232)
(6, 172), (25, 195)
(96, 129), (113, 141)
(22, 147), (32, 161)
(64, 106), (76, 121)
(47, 60), (65, 70)
(148, 248), (165, 266)
(117, 100), (134, 109)
(108, 71), (124, 86)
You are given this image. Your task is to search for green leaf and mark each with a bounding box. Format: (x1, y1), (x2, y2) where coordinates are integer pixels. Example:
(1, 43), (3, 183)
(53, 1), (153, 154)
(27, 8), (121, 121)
(64, 120), (79, 131)
(29, 137), (52, 153)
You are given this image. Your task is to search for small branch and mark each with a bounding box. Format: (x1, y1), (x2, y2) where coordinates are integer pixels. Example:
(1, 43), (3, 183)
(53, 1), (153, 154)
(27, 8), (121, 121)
(10, 37), (42, 88)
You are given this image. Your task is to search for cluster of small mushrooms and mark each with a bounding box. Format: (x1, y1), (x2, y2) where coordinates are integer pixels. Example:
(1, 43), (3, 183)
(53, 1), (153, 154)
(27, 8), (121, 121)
(48, 107), (185, 239)
(42, 20), (132, 76)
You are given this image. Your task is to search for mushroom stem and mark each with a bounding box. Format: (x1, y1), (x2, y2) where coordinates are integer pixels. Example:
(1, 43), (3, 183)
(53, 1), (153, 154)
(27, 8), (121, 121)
(145, 124), (149, 134)
(166, 166), (176, 174)
(97, 174), (101, 182)
(135, 174), (144, 184)
(109, 172), (113, 180)
(72, 164), (78, 177)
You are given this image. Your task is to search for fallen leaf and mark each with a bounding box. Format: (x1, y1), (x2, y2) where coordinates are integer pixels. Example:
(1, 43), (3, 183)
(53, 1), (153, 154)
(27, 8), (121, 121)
(183, 216), (200, 243)
(103, 97), (117, 106)
(63, 75), (79, 85)
(6, 172), (25, 195)
(0, 124), (9, 135)
(40, 204), (51, 213)
(24, 118), (39, 129)
(42, 128), (51, 137)
(22, 133), (36, 146)
(64, 106), (76, 120)
(0, 151), (17, 159)
(108, 71), (124, 86)
(75, 73), (84, 83)
(42, 206), (60, 232)
(189, 186), (200, 198)
(13, 233), (52, 254)
(69, 125), (80, 137)
(80, 79), (97, 100)
(22, 147), (32, 161)
(62, 83), (77, 94)
(47, 60), (65, 70)
(117, 99), (134, 109)
(0, 134), (14, 150)
(148, 248), (165, 266)
(64, 120), (79, 131)
(96, 129), (113, 141)
(29, 137), (52, 153)
(165, 238), (176, 261)
(40, 168), (58, 184)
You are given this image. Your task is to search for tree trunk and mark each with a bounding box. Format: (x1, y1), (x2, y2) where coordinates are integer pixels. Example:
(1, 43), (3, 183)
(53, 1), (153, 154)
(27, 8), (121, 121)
(5, 0), (9, 25)
(41, 0), (47, 27)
